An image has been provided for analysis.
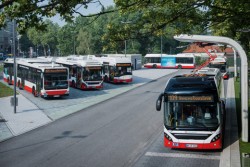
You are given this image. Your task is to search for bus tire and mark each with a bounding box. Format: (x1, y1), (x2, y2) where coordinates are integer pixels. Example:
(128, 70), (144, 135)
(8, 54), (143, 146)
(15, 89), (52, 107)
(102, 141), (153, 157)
(177, 65), (182, 69)
(18, 81), (22, 89)
(7, 78), (11, 85)
(152, 64), (157, 68)
(104, 76), (108, 82)
(32, 87), (38, 97)
(71, 81), (75, 88)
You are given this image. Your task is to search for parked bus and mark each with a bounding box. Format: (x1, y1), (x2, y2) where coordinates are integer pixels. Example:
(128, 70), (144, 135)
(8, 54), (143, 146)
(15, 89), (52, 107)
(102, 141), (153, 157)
(195, 68), (222, 87)
(156, 74), (226, 150)
(144, 53), (195, 69)
(55, 56), (103, 89)
(208, 57), (229, 80)
(93, 56), (133, 83)
(3, 58), (69, 98)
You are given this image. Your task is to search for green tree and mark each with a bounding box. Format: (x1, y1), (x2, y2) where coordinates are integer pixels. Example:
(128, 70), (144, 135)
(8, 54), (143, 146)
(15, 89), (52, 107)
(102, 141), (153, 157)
(113, 0), (250, 53)
(27, 20), (59, 56)
(0, 0), (116, 33)
(76, 28), (93, 55)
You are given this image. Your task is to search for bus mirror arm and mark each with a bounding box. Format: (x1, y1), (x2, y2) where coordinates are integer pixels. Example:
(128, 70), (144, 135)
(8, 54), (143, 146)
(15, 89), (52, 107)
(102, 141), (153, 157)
(156, 93), (164, 111)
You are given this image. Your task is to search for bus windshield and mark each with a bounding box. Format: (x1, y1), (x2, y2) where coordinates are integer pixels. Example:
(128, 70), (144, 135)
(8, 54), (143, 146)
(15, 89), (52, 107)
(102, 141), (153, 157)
(44, 73), (68, 90)
(115, 66), (132, 77)
(82, 68), (102, 81)
(164, 102), (220, 130)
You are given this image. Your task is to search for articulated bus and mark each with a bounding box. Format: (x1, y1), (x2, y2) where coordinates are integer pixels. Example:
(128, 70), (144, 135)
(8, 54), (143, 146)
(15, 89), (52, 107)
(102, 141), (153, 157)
(3, 58), (69, 98)
(55, 56), (103, 89)
(144, 53), (195, 69)
(93, 56), (133, 83)
(208, 57), (229, 80)
(156, 74), (226, 150)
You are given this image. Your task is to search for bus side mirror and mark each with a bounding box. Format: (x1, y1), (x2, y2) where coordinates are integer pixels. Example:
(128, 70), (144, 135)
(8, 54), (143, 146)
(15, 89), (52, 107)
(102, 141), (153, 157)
(156, 93), (164, 111)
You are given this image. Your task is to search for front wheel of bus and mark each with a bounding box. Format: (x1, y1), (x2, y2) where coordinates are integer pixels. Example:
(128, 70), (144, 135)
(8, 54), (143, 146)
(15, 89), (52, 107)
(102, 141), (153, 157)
(104, 76), (108, 82)
(71, 81), (76, 88)
(32, 87), (38, 97)
(18, 81), (22, 89)
(178, 65), (182, 69)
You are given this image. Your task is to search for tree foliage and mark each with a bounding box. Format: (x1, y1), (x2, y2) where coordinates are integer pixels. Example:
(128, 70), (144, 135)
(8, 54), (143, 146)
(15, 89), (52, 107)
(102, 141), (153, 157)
(0, 0), (116, 33)
(113, 0), (250, 53)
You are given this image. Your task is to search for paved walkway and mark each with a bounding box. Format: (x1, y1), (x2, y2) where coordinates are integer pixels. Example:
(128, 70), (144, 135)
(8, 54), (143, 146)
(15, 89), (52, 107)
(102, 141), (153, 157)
(0, 94), (51, 141)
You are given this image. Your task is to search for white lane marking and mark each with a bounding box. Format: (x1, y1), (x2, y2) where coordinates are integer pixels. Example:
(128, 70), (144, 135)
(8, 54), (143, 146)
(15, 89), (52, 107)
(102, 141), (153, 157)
(145, 152), (220, 160)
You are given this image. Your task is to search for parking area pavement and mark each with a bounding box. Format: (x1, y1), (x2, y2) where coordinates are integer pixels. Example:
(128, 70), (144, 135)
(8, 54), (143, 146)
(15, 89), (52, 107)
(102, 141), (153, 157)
(0, 68), (181, 142)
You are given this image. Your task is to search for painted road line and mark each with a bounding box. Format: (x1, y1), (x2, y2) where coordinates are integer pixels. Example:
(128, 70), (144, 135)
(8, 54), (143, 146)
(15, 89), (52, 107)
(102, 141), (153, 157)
(145, 152), (220, 160)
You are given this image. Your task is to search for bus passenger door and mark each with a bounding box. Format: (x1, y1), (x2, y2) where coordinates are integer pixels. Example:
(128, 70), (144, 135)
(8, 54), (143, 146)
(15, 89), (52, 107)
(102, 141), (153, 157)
(36, 72), (42, 96)
(76, 67), (82, 88)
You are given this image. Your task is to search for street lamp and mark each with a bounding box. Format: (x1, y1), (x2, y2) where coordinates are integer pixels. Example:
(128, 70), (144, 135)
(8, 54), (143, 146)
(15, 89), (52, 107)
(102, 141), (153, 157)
(45, 44), (50, 56)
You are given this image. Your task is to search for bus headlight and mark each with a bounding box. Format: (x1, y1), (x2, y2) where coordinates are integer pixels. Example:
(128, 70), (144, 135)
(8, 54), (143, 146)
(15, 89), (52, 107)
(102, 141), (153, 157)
(211, 134), (221, 142)
(164, 133), (172, 141)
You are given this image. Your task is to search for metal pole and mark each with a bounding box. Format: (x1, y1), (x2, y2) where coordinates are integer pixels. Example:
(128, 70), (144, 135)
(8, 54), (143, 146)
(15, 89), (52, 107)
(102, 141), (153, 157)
(161, 34), (163, 67)
(13, 19), (16, 114)
(125, 40), (127, 57)
(233, 48), (237, 78)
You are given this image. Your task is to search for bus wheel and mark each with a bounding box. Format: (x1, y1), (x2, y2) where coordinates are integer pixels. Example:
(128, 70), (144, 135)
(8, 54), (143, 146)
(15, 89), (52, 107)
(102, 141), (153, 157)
(18, 81), (22, 89)
(153, 64), (157, 68)
(104, 76), (108, 82)
(7, 78), (11, 85)
(178, 65), (182, 69)
(71, 81), (75, 88)
(32, 87), (38, 97)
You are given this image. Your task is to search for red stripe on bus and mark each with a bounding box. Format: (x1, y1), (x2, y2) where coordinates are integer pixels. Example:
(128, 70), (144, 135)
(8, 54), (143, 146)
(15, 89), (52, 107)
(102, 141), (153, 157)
(164, 136), (222, 150)
(45, 90), (68, 96)
(113, 78), (133, 83)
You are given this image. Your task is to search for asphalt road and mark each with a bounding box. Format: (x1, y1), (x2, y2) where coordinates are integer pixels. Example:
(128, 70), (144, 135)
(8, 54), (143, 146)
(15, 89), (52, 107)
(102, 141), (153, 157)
(0, 70), (226, 167)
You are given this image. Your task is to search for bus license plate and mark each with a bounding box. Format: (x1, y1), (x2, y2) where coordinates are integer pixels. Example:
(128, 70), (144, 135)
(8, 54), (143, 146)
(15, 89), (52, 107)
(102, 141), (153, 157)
(54, 95), (60, 97)
(186, 144), (198, 148)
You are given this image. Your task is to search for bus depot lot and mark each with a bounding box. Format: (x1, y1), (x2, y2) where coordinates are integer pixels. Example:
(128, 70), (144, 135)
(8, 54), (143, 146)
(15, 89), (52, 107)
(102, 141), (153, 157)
(15, 68), (180, 120)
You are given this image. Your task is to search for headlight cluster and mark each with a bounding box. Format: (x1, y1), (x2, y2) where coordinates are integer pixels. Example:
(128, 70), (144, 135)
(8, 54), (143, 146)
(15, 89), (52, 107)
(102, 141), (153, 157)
(211, 134), (221, 142)
(164, 133), (172, 141)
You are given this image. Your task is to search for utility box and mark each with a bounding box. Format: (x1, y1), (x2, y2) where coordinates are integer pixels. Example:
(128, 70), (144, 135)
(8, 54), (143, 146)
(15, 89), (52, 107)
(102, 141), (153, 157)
(10, 97), (18, 106)
(242, 153), (250, 167)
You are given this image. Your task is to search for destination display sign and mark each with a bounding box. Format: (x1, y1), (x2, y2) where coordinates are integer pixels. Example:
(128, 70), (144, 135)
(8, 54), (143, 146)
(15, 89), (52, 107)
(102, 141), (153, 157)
(45, 69), (67, 73)
(116, 63), (131, 67)
(167, 95), (213, 102)
(86, 66), (102, 70)
(210, 62), (226, 65)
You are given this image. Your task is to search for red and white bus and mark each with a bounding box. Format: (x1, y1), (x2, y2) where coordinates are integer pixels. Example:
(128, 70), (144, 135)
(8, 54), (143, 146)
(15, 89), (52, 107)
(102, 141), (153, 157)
(55, 56), (104, 89)
(156, 74), (226, 150)
(3, 58), (69, 98)
(93, 56), (133, 83)
(144, 53), (195, 69)
(208, 57), (229, 80)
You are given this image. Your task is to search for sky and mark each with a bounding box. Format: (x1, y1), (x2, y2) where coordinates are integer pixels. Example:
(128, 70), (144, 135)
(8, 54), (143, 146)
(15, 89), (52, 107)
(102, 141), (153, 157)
(50, 0), (114, 27)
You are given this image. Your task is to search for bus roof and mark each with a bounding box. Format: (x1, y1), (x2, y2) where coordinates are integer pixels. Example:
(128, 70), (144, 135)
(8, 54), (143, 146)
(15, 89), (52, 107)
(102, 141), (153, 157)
(210, 57), (227, 64)
(4, 58), (66, 70)
(56, 56), (102, 67)
(195, 67), (221, 76)
(164, 74), (218, 98)
(93, 56), (131, 65)
(145, 53), (194, 58)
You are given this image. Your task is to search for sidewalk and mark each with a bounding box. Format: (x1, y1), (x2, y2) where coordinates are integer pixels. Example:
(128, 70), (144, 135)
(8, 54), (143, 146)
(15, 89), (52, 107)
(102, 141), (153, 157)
(0, 94), (51, 141)
(220, 77), (240, 167)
